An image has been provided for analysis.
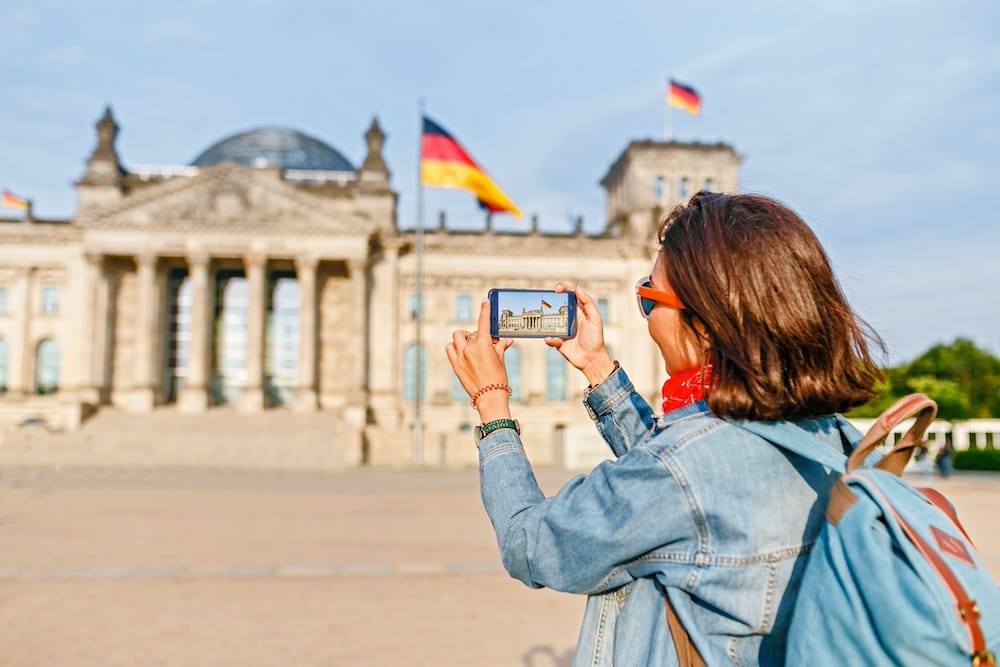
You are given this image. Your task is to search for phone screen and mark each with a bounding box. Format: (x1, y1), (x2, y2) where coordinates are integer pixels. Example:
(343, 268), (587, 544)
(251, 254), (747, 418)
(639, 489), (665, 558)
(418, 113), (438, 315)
(488, 289), (578, 339)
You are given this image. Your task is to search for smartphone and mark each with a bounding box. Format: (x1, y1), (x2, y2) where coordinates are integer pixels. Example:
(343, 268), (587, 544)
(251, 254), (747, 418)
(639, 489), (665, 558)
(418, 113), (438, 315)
(488, 288), (578, 339)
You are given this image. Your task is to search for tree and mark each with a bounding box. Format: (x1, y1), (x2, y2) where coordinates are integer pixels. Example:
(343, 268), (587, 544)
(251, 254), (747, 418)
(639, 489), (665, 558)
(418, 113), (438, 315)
(848, 338), (1000, 419)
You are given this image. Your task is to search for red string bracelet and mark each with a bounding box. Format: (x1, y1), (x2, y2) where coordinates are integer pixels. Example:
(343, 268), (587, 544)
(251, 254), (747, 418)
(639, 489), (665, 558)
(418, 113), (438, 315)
(470, 383), (512, 410)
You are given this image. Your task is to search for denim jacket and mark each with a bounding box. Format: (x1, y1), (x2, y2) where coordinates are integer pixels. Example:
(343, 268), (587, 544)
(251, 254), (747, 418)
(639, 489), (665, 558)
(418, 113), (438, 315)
(478, 366), (861, 666)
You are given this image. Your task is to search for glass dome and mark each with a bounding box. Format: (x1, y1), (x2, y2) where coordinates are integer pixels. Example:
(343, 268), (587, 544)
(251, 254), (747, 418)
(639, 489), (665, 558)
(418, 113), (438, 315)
(191, 127), (354, 172)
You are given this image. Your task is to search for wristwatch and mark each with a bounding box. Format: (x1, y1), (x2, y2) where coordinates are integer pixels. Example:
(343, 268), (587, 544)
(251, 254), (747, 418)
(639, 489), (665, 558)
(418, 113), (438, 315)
(474, 418), (520, 446)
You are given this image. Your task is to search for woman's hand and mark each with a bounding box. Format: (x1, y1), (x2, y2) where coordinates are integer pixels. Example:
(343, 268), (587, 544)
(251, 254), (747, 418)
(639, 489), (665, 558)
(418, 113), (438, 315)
(446, 297), (514, 422)
(545, 283), (616, 386)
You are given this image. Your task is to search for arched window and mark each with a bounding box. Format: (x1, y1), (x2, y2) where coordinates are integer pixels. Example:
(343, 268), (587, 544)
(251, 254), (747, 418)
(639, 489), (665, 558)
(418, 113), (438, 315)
(679, 177), (690, 199)
(35, 338), (60, 395)
(403, 344), (427, 402)
(703, 178), (714, 192)
(654, 176), (665, 200)
(507, 346), (522, 402)
(0, 339), (7, 392)
(545, 347), (566, 401)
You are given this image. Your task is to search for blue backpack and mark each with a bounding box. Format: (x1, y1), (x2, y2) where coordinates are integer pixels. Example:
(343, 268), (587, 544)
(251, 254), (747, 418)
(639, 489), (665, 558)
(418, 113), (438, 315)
(739, 394), (1000, 666)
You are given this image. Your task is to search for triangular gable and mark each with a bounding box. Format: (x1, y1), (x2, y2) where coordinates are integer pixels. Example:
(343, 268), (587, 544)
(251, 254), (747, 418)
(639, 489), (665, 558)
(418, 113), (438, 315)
(76, 162), (370, 236)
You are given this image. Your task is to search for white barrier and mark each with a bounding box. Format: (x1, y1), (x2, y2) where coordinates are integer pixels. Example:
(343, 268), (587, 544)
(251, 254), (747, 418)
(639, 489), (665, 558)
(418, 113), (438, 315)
(559, 419), (1000, 470)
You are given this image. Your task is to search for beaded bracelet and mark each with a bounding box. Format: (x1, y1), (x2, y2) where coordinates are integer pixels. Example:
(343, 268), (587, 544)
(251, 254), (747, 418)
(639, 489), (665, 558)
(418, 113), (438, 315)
(470, 383), (512, 410)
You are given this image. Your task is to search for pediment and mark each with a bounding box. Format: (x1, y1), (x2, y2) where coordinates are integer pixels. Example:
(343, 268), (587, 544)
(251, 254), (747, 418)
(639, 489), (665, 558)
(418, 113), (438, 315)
(78, 162), (371, 235)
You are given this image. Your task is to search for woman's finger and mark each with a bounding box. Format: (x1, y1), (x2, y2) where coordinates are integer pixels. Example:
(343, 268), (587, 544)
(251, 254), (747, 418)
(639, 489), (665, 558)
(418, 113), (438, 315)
(475, 298), (492, 346)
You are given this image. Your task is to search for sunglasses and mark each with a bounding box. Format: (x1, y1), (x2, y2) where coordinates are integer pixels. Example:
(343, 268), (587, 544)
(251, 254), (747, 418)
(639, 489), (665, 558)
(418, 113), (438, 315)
(635, 277), (685, 318)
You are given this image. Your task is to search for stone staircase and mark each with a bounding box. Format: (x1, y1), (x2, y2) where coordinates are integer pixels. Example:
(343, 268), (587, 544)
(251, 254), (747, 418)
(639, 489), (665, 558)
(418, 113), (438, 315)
(0, 406), (349, 471)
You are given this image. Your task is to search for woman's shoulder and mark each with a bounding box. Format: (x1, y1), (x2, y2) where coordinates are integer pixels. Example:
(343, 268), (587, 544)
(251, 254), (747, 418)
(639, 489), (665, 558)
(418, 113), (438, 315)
(641, 404), (822, 464)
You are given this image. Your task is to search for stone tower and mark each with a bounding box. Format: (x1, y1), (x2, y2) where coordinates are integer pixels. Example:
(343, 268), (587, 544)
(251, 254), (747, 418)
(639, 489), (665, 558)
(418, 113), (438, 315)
(600, 140), (742, 245)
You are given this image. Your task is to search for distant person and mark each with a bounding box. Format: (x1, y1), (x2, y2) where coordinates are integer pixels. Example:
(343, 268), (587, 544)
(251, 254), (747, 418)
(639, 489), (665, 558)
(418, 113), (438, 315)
(936, 436), (955, 478)
(446, 192), (884, 665)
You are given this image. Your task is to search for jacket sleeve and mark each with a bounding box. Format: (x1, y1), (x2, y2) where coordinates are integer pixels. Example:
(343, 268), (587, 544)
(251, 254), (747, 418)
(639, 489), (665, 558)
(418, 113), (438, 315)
(477, 428), (696, 594)
(583, 365), (657, 457)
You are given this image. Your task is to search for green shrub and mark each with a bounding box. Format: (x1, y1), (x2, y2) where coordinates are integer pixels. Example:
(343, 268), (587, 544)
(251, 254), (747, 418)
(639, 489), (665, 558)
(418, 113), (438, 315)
(954, 448), (1000, 471)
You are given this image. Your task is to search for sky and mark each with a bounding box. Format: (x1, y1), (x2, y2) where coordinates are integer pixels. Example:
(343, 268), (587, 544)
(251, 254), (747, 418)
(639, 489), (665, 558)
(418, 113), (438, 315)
(1, 0), (998, 364)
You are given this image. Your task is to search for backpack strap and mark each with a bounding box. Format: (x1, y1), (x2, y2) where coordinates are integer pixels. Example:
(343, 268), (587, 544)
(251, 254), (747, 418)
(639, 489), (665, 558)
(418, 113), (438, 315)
(849, 393), (937, 475)
(662, 590), (707, 667)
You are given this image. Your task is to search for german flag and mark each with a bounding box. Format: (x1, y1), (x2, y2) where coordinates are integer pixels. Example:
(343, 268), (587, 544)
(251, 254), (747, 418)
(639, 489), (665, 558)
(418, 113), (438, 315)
(421, 117), (522, 218)
(2, 190), (29, 210)
(667, 79), (701, 116)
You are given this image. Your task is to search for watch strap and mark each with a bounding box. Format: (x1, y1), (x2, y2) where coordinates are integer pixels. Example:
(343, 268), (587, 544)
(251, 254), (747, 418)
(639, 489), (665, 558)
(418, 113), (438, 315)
(480, 418), (520, 436)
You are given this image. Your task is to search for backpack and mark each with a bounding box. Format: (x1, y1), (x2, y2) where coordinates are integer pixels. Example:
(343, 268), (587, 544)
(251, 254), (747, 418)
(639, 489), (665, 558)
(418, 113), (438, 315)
(740, 394), (1000, 667)
(666, 394), (1000, 666)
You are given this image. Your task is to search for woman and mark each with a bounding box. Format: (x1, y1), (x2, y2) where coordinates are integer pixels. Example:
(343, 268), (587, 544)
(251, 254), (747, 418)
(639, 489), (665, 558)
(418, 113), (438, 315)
(446, 192), (883, 666)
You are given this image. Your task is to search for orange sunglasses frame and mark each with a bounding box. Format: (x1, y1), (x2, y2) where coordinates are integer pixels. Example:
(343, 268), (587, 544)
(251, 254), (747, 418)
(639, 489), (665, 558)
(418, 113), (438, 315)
(635, 277), (685, 315)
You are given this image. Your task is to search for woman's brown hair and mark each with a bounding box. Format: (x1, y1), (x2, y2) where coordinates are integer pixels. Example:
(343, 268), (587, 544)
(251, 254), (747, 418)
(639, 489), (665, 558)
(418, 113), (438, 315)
(657, 191), (884, 421)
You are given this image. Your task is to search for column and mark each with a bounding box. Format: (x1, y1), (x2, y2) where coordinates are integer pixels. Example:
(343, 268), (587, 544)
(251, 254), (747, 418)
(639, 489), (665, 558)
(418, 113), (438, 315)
(347, 259), (368, 404)
(238, 253), (267, 413)
(94, 269), (120, 403)
(76, 252), (102, 404)
(131, 253), (158, 412)
(7, 268), (32, 396)
(178, 253), (211, 413)
(294, 255), (319, 412)
(368, 242), (400, 417)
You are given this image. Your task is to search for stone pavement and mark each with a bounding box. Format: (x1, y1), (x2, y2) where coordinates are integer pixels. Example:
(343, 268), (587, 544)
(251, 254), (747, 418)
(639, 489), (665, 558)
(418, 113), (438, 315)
(0, 466), (998, 666)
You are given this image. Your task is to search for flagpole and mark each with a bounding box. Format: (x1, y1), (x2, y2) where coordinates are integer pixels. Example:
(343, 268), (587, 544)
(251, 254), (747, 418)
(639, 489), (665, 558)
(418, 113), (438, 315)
(414, 98), (425, 466)
(664, 77), (673, 141)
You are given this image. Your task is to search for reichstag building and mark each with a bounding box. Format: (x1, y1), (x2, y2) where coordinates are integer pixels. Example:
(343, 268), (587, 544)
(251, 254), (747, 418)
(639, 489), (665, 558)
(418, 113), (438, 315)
(0, 108), (740, 466)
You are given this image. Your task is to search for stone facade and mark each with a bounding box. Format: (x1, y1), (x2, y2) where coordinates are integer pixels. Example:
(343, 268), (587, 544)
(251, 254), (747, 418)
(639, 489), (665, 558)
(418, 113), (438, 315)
(0, 108), (742, 467)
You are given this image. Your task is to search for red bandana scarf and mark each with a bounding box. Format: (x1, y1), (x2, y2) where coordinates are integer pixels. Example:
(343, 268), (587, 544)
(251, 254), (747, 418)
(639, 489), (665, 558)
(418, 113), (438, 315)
(661, 365), (712, 413)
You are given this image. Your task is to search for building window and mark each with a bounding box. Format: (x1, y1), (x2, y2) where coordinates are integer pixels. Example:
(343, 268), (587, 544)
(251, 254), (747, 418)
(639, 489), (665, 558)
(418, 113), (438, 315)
(703, 178), (714, 192)
(456, 294), (473, 322)
(215, 277), (248, 404)
(403, 344), (427, 401)
(409, 293), (424, 321)
(679, 177), (690, 200)
(546, 347), (566, 401)
(166, 273), (191, 401)
(0, 286), (7, 314)
(654, 176), (665, 200)
(597, 298), (610, 324)
(0, 339), (7, 392)
(266, 277), (300, 406)
(35, 338), (60, 394)
(41, 285), (59, 316)
(507, 346), (522, 402)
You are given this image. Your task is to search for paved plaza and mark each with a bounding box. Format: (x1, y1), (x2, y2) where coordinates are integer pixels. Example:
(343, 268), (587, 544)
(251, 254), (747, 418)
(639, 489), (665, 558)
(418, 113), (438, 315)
(0, 465), (998, 666)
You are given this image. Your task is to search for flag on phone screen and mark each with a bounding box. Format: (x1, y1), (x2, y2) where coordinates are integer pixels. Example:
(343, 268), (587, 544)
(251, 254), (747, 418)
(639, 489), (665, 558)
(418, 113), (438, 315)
(541, 299), (552, 310)
(421, 117), (522, 218)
